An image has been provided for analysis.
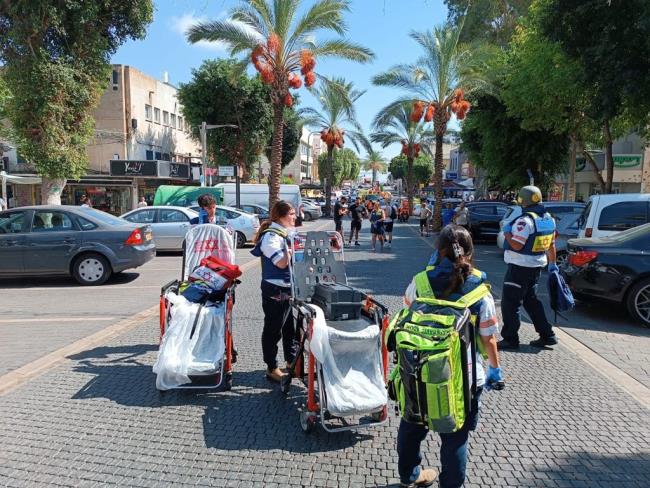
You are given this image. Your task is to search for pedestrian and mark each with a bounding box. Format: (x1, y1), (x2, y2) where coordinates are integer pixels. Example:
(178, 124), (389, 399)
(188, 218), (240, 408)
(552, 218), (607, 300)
(453, 201), (469, 230)
(382, 196), (396, 248)
(79, 195), (90, 207)
(442, 202), (455, 228)
(499, 185), (559, 350)
(250, 200), (298, 383)
(347, 196), (366, 246)
(333, 196), (347, 243)
(419, 199), (431, 237)
(394, 225), (504, 488)
(189, 194), (218, 224)
(369, 200), (386, 253)
(0, 195), (6, 211)
(137, 196), (148, 208)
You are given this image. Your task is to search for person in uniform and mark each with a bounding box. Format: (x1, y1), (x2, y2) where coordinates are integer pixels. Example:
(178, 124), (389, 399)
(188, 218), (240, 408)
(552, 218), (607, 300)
(250, 201), (298, 382)
(499, 185), (559, 350)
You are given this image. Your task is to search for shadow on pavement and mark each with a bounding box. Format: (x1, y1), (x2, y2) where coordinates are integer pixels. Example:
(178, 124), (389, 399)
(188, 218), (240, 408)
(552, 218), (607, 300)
(0, 271), (140, 288)
(67, 343), (368, 454)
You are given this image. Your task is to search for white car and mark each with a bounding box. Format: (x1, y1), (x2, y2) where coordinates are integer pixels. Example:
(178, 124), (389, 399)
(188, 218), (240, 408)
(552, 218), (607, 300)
(121, 206), (198, 251)
(577, 193), (650, 239)
(190, 205), (259, 247)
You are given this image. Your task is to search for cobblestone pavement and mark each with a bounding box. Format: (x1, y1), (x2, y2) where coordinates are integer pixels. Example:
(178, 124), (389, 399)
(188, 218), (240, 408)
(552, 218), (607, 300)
(1, 221), (649, 487)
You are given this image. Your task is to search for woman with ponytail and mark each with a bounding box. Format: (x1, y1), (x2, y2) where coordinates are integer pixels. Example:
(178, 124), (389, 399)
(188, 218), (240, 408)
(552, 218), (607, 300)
(250, 201), (298, 383)
(396, 225), (504, 488)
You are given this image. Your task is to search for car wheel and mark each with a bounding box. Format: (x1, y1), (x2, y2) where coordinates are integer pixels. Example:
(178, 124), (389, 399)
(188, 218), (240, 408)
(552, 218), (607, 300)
(303, 212), (312, 222)
(73, 253), (111, 286)
(556, 251), (569, 268)
(235, 231), (246, 248)
(625, 278), (650, 327)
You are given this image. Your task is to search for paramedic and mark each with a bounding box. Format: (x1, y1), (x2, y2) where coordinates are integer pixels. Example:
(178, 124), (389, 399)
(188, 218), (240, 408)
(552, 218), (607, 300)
(382, 196), (396, 248)
(397, 225), (503, 488)
(251, 201), (298, 383)
(499, 185), (558, 350)
(333, 196), (348, 243)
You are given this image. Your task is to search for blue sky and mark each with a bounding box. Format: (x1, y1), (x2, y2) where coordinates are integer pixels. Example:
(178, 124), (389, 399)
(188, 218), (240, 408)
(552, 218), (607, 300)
(112, 0), (449, 158)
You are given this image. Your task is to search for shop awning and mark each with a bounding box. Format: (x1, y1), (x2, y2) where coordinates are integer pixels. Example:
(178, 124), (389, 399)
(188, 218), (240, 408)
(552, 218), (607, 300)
(0, 171), (42, 185)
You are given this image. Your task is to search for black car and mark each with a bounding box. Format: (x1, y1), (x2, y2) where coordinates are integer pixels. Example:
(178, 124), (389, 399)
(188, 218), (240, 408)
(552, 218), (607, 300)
(562, 223), (650, 326)
(466, 202), (509, 239)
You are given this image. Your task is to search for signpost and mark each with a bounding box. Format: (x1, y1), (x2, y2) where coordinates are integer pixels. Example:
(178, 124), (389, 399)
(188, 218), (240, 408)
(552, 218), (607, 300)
(218, 166), (235, 177)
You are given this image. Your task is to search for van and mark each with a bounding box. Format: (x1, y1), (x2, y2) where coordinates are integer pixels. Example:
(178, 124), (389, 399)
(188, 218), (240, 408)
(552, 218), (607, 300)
(577, 193), (650, 238)
(214, 183), (304, 224)
(153, 185), (223, 207)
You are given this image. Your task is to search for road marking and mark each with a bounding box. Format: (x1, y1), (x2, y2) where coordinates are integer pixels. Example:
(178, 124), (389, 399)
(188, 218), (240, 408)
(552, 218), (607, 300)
(0, 317), (115, 324)
(0, 219), (330, 397)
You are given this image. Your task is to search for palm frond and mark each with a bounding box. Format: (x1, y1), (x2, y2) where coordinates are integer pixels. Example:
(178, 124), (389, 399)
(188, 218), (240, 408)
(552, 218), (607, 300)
(249, 0), (275, 28)
(273, 0), (301, 40)
(186, 20), (260, 53)
(230, 6), (269, 39)
(288, 0), (349, 49)
(309, 39), (374, 63)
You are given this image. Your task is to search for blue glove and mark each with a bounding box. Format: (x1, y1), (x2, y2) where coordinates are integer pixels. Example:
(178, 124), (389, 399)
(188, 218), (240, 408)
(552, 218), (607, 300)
(502, 222), (513, 233)
(485, 366), (505, 391)
(548, 263), (559, 273)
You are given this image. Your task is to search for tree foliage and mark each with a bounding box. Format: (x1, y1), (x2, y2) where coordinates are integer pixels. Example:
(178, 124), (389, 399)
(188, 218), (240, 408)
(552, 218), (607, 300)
(389, 154), (432, 188)
(0, 1), (154, 202)
(178, 59), (273, 181)
(318, 148), (360, 187)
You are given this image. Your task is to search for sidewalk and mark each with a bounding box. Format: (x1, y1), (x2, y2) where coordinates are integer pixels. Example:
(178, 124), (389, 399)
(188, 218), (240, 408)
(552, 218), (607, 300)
(1, 222), (649, 487)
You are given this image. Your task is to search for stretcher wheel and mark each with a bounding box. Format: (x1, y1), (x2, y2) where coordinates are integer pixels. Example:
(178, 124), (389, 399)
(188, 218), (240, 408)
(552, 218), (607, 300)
(300, 410), (317, 433)
(371, 407), (387, 422)
(280, 374), (291, 395)
(224, 372), (233, 391)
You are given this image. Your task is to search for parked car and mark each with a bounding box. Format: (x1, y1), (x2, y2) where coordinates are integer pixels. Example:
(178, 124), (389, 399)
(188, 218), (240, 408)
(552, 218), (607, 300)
(0, 206), (155, 285)
(240, 204), (269, 220)
(497, 202), (586, 249)
(577, 193), (650, 238)
(466, 202), (509, 239)
(562, 223), (650, 326)
(121, 206), (198, 252)
(189, 205), (259, 247)
(301, 200), (322, 221)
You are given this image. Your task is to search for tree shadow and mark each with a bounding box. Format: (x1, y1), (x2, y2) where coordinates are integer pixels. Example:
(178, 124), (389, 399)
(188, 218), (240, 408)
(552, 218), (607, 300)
(67, 343), (368, 454)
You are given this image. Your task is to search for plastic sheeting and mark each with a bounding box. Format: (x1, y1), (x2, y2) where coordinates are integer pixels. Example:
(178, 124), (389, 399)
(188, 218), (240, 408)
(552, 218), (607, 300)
(153, 292), (225, 390)
(184, 224), (235, 280)
(308, 304), (387, 417)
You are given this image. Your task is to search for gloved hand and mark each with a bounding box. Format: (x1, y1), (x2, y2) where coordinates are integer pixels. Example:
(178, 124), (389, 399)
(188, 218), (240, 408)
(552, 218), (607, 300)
(502, 222), (513, 234)
(548, 263), (559, 273)
(485, 366), (505, 391)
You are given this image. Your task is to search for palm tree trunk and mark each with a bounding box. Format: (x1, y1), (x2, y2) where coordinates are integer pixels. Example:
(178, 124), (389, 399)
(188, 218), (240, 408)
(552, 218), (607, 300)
(372, 168), (377, 186)
(406, 156), (414, 212)
(432, 120), (445, 231)
(269, 102), (285, 208)
(324, 144), (334, 217)
(603, 119), (614, 194)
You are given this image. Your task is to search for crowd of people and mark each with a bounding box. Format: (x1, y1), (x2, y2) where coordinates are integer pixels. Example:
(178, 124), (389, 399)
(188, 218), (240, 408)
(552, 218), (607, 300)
(333, 195), (400, 252)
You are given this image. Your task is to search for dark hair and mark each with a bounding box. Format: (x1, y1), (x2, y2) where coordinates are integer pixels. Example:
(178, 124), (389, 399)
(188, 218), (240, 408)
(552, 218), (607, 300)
(436, 225), (474, 298)
(199, 194), (217, 208)
(341, 196), (347, 203)
(254, 200), (294, 243)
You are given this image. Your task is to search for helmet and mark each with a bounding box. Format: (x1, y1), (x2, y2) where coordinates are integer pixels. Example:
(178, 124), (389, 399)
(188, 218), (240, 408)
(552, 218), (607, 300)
(517, 185), (543, 207)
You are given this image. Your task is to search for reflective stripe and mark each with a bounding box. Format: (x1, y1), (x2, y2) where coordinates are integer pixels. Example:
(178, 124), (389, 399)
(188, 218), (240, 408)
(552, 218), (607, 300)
(503, 281), (522, 288)
(414, 271), (435, 298)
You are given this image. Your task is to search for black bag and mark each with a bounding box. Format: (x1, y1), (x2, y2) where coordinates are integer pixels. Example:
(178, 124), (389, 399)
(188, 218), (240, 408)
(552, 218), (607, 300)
(312, 283), (364, 320)
(390, 205), (397, 220)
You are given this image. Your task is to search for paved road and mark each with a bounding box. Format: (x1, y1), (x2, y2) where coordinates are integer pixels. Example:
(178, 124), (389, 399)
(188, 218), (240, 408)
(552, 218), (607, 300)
(1, 220), (648, 487)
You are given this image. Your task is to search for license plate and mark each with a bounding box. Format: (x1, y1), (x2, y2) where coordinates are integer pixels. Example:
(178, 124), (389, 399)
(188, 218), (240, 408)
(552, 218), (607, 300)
(145, 231), (153, 241)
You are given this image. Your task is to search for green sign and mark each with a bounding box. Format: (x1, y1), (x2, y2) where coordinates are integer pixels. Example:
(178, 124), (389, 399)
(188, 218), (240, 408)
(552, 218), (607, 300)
(613, 155), (642, 168)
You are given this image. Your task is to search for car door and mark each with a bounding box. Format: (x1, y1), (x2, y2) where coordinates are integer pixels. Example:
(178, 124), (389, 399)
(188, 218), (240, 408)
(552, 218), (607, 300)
(26, 210), (80, 273)
(596, 201), (649, 238)
(123, 208), (158, 245)
(158, 209), (191, 250)
(0, 210), (29, 274)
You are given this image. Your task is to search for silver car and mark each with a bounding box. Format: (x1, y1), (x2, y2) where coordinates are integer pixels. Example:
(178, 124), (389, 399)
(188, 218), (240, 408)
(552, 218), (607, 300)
(0, 206), (155, 285)
(190, 205), (260, 247)
(121, 206), (198, 251)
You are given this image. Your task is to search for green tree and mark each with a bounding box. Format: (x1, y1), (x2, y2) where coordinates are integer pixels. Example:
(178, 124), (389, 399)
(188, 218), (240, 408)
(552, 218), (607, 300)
(373, 22), (487, 230)
(178, 59), (273, 181)
(317, 147), (359, 187)
(301, 77), (368, 216)
(539, 0), (650, 193)
(0, 1), (153, 204)
(187, 0), (373, 209)
(370, 101), (433, 211)
(362, 149), (387, 185)
(389, 154), (433, 189)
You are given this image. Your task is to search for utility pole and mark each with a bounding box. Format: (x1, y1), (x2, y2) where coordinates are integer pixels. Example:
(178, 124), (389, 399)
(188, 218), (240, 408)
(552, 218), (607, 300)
(199, 121), (237, 188)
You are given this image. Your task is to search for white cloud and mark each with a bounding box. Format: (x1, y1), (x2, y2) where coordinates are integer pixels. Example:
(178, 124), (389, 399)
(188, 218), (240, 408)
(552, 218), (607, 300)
(169, 12), (228, 52)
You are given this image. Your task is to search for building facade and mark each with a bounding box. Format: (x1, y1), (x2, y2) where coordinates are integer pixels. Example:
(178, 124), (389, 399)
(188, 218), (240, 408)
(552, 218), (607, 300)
(281, 126), (322, 184)
(4, 65), (201, 214)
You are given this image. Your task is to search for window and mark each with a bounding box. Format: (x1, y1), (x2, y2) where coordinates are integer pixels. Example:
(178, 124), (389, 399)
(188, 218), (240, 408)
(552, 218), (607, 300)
(162, 153), (170, 161)
(178, 116), (183, 130)
(112, 70), (118, 90)
(145, 150), (154, 161)
(163, 111), (169, 125)
(78, 207), (124, 226)
(124, 210), (156, 224)
(154, 108), (161, 124)
(598, 201), (649, 231)
(0, 211), (26, 234)
(76, 216), (97, 231)
(300, 143), (310, 157)
(217, 208), (241, 220)
(160, 209), (188, 223)
(170, 114), (176, 128)
(495, 206), (508, 216)
(145, 104), (152, 121)
(155, 151), (162, 160)
(31, 211), (74, 232)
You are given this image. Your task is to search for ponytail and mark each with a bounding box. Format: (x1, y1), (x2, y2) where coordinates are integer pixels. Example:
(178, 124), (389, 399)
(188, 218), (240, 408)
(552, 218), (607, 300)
(437, 225), (475, 298)
(254, 220), (273, 243)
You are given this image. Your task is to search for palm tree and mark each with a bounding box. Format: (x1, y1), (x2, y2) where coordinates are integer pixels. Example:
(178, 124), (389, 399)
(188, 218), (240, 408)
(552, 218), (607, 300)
(373, 22), (484, 229)
(301, 77), (368, 216)
(187, 0), (374, 208)
(371, 100), (434, 211)
(363, 149), (387, 186)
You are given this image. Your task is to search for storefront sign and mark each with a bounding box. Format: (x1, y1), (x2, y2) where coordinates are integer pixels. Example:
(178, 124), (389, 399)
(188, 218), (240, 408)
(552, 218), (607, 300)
(218, 166), (235, 177)
(445, 171), (458, 180)
(158, 161), (190, 179)
(613, 154), (642, 168)
(110, 160), (158, 177)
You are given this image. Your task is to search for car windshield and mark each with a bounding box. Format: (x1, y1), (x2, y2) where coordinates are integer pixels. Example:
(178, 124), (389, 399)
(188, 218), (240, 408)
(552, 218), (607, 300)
(77, 207), (126, 226)
(598, 222), (650, 242)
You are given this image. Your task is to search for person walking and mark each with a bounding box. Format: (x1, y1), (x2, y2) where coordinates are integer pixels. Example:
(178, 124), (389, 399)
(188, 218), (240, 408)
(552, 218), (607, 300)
(369, 201), (386, 252)
(499, 185), (558, 350)
(419, 199), (432, 237)
(347, 196), (366, 246)
(333, 196), (348, 244)
(383, 197), (396, 247)
(395, 225), (504, 488)
(137, 196), (148, 208)
(453, 201), (469, 230)
(250, 201), (298, 382)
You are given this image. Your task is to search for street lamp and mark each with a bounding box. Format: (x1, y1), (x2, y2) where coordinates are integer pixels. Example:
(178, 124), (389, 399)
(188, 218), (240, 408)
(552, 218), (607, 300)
(199, 122), (238, 187)
(306, 131), (321, 183)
